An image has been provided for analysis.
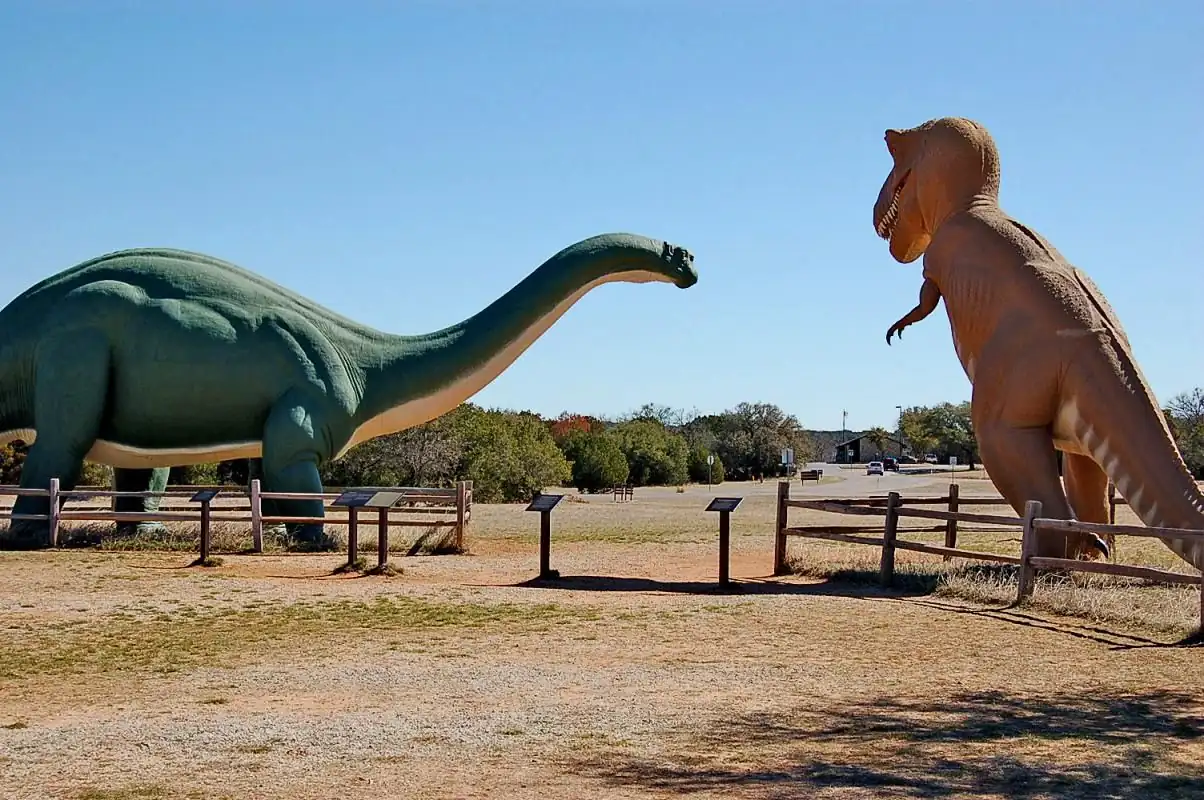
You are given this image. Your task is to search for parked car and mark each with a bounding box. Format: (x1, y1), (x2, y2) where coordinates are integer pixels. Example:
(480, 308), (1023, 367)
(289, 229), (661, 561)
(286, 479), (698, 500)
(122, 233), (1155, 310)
(866, 461), (884, 476)
(883, 457), (899, 472)
(923, 454), (938, 464)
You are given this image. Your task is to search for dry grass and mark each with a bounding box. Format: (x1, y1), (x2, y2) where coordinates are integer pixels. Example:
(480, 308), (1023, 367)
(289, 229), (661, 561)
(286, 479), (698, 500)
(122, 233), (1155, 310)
(781, 495), (1202, 640)
(2, 477), (1203, 798)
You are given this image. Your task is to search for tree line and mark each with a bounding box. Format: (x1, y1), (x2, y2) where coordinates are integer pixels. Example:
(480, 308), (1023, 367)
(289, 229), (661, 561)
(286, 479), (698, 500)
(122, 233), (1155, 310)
(1, 388), (1201, 501)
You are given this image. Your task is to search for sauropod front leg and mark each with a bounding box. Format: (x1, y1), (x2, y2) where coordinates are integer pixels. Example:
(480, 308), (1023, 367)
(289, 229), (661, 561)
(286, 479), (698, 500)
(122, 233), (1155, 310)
(886, 277), (942, 344)
(5, 331), (111, 549)
(260, 392), (342, 552)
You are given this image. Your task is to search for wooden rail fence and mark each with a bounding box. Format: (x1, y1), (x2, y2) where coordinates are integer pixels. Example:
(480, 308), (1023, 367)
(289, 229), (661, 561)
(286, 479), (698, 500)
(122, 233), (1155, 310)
(774, 480), (1203, 629)
(0, 479), (472, 569)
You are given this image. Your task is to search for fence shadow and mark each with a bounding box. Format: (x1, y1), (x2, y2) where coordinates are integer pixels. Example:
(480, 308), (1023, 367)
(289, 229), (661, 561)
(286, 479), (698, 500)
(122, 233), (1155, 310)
(512, 573), (906, 599)
(568, 689), (1204, 799)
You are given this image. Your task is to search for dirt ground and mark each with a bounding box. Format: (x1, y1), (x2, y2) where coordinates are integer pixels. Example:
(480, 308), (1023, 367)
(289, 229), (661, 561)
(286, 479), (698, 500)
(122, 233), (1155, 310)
(2, 472), (1203, 799)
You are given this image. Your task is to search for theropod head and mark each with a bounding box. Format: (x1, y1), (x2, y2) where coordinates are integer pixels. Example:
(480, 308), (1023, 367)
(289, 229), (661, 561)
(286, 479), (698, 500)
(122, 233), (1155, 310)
(873, 116), (1001, 263)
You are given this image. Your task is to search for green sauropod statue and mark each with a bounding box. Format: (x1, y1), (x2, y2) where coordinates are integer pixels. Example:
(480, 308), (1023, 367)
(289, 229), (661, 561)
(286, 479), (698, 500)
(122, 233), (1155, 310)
(0, 233), (698, 549)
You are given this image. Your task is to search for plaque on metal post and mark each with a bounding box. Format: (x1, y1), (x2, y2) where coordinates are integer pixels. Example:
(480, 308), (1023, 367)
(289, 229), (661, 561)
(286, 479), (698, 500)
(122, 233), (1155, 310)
(364, 491), (406, 509)
(705, 496), (743, 514)
(331, 490), (377, 508)
(525, 493), (564, 513)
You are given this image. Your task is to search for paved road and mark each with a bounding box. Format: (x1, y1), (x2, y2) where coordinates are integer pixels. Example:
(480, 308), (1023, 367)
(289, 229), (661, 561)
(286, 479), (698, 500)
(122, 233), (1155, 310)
(795, 462), (952, 498)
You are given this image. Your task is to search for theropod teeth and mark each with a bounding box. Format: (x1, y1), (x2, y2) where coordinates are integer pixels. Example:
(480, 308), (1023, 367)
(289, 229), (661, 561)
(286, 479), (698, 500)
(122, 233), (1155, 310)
(876, 186), (902, 239)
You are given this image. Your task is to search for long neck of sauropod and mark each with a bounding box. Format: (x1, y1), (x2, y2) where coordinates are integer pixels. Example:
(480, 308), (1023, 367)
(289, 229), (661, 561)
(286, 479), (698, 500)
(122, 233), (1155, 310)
(346, 234), (687, 451)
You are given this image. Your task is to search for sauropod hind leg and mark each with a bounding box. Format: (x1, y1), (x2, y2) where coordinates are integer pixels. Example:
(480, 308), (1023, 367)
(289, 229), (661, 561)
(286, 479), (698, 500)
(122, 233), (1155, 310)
(113, 467), (171, 539)
(4, 331), (111, 549)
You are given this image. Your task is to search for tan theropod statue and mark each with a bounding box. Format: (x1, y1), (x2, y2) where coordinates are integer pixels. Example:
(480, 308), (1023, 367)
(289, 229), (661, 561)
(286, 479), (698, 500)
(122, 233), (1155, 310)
(872, 116), (1204, 572)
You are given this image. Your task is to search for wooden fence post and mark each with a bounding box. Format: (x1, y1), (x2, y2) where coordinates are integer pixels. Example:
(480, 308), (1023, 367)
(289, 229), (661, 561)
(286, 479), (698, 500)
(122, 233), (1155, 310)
(1016, 500), (1042, 602)
(880, 491), (900, 587)
(774, 481), (790, 576)
(48, 478), (60, 547)
(249, 479), (263, 553)
(943, 482), (959, 560)
(455, 480), (470, 550)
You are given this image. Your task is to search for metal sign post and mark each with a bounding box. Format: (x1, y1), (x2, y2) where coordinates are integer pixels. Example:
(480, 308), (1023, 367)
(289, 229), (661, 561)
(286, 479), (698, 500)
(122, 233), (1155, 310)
(526, 492), (565, 579)
(190, 488), (221, 566)
(331, 490), (378, 569)
(362, 491), (406, 571)
(705, 496), (744, 585)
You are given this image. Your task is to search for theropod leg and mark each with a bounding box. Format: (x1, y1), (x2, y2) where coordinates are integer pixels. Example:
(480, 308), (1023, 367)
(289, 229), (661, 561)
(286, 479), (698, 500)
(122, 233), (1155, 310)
(975, 423), (1109, 560)
(1062, 452), (1113, 559)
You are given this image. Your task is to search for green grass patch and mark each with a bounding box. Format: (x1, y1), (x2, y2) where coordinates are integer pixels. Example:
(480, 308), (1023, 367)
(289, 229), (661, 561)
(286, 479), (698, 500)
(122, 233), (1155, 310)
(2, 595), (602, 681)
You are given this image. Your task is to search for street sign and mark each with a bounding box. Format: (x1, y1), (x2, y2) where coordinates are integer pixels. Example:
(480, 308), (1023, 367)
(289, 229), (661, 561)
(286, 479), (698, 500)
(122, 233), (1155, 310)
(707, 454), (715, 465)
(781, 448), (794, 466)
(949, 456), (958, 467)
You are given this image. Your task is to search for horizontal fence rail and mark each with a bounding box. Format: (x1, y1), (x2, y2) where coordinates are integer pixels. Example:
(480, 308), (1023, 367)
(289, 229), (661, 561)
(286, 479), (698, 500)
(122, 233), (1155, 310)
(774, 481), (1203, 630)
(774, 482), (1024, 577)
(1019, 502), (1203, 623)
(0, 479), (472, 567)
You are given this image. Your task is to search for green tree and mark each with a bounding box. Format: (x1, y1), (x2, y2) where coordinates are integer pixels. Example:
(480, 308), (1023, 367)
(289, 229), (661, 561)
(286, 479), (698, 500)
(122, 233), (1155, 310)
(0, 441), (27, 484)
(324, 421), (463, 488)
(1166, 387), (1204, 479)
(609, 418), (689, 486)
(865, 426), (892, 457)
(899, 402), (978, 467)
(701, 402), (817, 481)
(687, 445), (724, 484)
(443, 405), (570, 502)
(168, 463), (221, 485)
(562, 430), (629, 492)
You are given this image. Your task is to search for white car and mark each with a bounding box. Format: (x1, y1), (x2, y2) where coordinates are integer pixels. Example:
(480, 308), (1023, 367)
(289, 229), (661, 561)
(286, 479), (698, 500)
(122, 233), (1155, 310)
(867, 461), (884, 476)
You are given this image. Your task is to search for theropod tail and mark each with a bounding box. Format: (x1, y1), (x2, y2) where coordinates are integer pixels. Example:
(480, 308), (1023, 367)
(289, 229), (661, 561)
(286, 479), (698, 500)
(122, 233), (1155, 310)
(1058, 337), (1204, 573)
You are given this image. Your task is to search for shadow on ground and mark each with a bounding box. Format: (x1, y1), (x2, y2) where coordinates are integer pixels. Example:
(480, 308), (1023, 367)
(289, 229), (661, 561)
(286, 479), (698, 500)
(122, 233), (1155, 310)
(512, 574), (899, 599)
(569, 690), (1204, 799)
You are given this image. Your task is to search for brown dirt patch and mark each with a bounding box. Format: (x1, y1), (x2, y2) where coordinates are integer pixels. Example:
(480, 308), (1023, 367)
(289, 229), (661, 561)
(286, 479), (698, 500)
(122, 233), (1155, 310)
(2, 479), (1202, 798)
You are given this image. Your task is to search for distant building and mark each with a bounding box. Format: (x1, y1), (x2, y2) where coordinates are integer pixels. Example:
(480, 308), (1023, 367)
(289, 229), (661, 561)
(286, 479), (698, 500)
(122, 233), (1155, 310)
(833, 433), (906, 464)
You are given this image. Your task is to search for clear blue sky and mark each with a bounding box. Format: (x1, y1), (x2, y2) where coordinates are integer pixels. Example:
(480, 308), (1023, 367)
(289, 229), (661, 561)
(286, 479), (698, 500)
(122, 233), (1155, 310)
(1, 2), (1200, 433)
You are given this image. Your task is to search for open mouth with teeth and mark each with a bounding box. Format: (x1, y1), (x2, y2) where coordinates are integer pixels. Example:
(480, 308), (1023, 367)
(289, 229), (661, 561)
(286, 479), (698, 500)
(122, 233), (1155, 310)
(874, 169), (910, 240)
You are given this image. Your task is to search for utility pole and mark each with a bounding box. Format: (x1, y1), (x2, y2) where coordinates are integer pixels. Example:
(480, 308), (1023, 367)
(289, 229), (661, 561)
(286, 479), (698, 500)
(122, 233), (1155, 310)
(841, 409), (848, 464)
